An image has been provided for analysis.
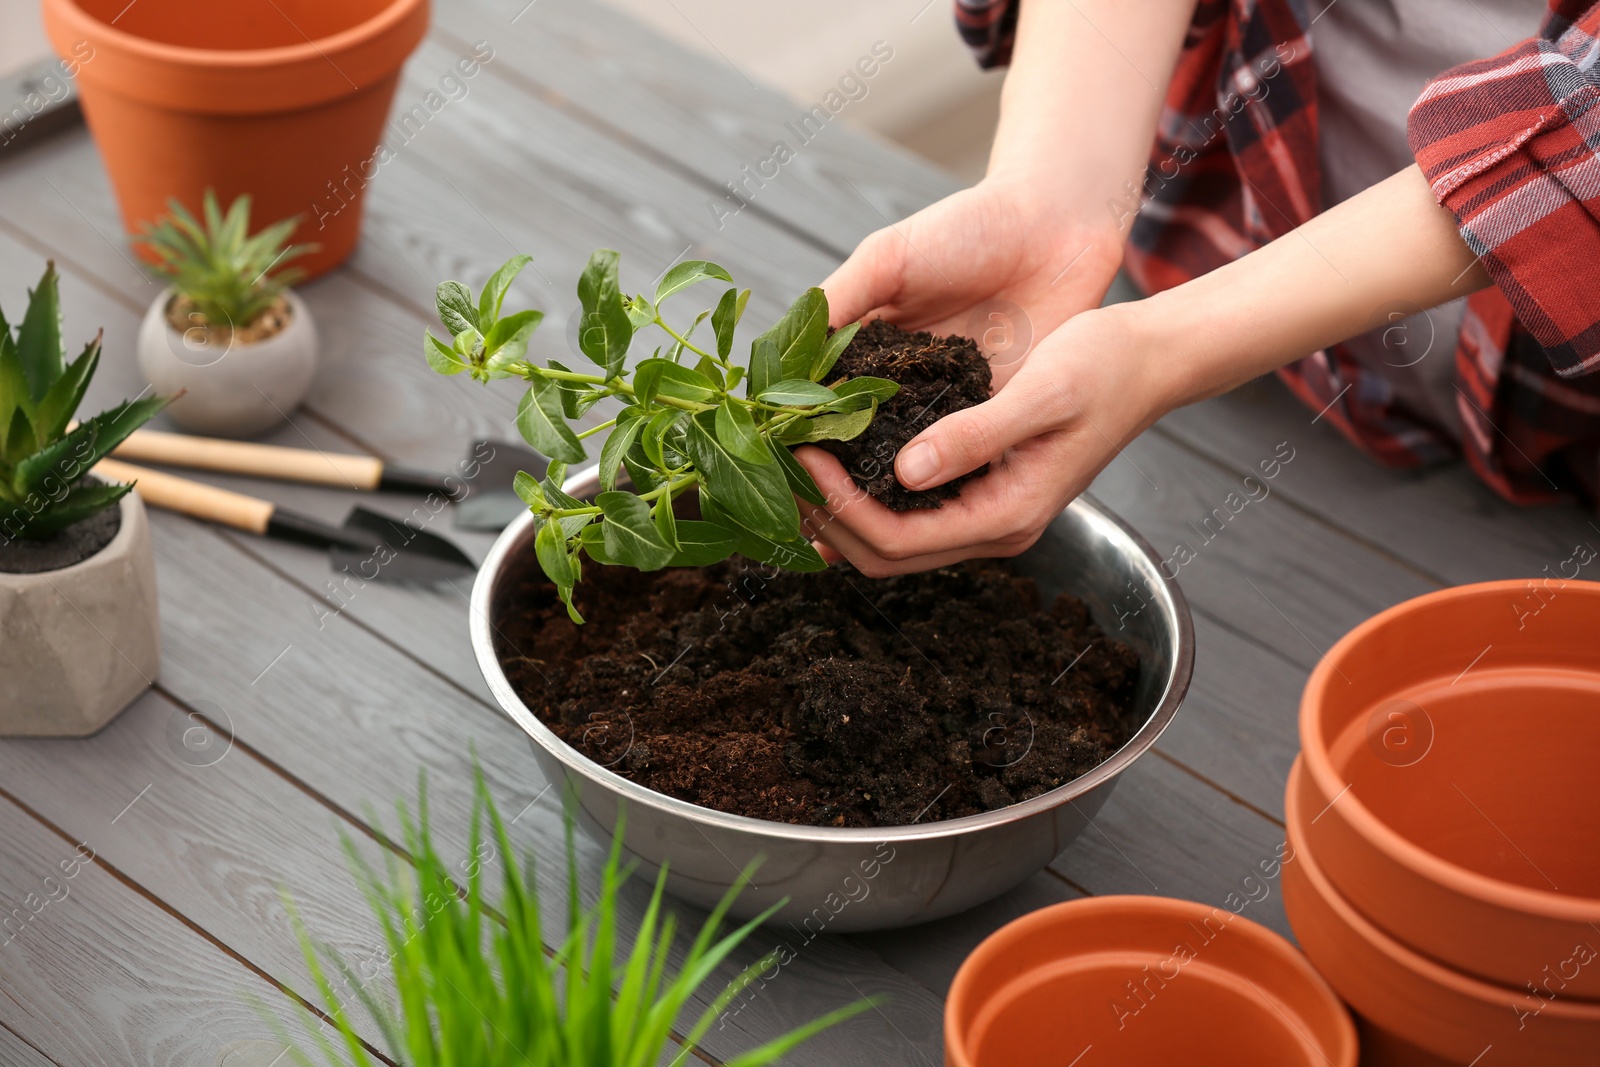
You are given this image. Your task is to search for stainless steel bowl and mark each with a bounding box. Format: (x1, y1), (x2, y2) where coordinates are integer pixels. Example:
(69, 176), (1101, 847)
(471, 467), (1193, 931)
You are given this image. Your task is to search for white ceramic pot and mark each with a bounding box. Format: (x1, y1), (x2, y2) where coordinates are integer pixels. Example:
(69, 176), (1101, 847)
(0, 492), (159, 736)
(137, 288), (318, 437)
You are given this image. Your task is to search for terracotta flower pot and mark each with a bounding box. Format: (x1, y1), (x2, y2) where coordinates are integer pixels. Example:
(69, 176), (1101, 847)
(40, 0), (429, 279)
(1284, 761), (1600, 1065)
(945, 895), (1355, 1067)
(1296, 580), (1600, 998)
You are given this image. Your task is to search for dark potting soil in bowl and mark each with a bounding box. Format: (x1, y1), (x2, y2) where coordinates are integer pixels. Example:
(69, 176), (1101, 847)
(493, 557), (1143, 828)
(817, 319), (992, 511)
(0, 499), (121, 574)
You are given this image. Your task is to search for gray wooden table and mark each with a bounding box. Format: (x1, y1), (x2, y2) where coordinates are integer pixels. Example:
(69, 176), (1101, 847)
(2, 2), (1594, 1063)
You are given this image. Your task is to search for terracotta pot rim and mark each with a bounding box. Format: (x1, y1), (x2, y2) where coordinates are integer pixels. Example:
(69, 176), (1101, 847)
(1300, 579), (1600, 923)
(1286, 762), (1600, 1020)
(944, 894), (1354, 1066)
(43, 0), (426, 70)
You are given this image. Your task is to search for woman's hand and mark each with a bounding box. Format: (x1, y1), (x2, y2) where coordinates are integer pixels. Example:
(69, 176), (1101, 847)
(795, 303), (1165, 576)
(822, 178), (1122, 385)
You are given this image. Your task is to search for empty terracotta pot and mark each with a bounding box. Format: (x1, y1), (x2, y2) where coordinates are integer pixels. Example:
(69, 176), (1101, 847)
(945, 895), (1355, 1067)
(41, 0), (429, 278)
(1284, 761), (1600, 1065)
(1297, 580), (1600, 998)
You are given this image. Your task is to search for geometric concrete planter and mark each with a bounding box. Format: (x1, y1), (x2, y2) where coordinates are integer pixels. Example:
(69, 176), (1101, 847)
(0, 492), (160, 736)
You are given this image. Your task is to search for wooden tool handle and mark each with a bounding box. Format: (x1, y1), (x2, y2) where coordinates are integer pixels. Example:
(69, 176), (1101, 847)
(113, 429), (385, 490)
(95, 458), (276, 535)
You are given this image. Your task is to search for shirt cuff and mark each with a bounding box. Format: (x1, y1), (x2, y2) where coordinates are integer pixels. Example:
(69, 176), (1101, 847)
(1408, 7), (1600, 378)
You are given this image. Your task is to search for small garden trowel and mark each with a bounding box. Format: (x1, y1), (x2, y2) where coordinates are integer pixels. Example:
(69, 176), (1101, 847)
(94, 458), (475, 584)
(451, 439), (548, 532)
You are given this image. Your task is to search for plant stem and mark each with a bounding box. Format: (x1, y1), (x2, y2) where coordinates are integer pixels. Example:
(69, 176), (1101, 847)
(575, 419), (617, 441)
(654, 316), (718, 365)
(547, 471), (700, 519)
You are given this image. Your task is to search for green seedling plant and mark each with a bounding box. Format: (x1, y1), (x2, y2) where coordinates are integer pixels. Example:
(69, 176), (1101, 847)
(0, 262), (169, 540)
(276, 772), (874, 1066)
(137, 188), (314, 330)
(425, 250), (898, 621)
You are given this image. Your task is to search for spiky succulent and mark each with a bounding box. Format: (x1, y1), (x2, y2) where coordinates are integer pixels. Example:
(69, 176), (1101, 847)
(0, 263), (169, 541)
(137, 189), (314, 330)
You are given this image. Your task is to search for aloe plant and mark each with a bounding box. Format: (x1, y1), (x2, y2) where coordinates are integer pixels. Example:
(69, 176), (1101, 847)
(0, 263), (169, 540)
(278, 773), (873, 1066)
(137, 189), (314, 330)
(425, 251), (896, 622)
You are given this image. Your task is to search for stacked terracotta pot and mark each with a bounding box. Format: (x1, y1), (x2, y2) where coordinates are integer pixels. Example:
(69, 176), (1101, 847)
(1285, 580), (1600, 1065)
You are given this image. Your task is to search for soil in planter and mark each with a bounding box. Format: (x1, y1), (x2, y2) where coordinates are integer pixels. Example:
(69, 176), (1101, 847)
(818, 319), (992, 511)
(166, 293), (291, 346)
(494, 552), (1143, 828)
(0, 500), (121, 574)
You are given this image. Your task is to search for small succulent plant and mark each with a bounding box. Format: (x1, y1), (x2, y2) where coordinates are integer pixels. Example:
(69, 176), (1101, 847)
(276, 772), (873, 1066)
(137, 189), (314, 332)
(0, 263), (169, 540)
(425, 250), (897, 622)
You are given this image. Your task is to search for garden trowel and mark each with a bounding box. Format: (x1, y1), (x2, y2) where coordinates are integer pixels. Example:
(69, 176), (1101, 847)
(94, 458), (475, 584)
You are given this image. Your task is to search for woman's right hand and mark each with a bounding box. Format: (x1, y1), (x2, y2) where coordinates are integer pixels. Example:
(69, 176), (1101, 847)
(822, 178), (1122, 386)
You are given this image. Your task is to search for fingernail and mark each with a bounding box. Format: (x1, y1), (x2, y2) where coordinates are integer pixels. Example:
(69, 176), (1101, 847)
(897, 441), (939, 488)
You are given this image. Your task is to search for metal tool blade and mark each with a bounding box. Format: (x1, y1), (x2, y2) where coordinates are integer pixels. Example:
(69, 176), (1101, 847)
(452, 439), (548, 532)
(267, 507), (475, 585)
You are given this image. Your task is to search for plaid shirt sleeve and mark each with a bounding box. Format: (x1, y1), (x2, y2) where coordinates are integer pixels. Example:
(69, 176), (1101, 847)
(1408, 1), (1600, 378)
(956, 0), (1018, 69)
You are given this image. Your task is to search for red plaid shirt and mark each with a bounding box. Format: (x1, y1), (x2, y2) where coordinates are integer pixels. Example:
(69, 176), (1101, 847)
(956, 0), (1600, 504)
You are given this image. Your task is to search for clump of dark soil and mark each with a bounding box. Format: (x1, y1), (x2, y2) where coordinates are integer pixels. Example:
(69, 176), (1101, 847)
(0, 498), (121, 574)
(819, 319), (992, 511)
(493, 551), (1143, 828)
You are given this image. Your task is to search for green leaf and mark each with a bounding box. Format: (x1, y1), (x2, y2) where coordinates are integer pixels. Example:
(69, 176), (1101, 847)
(655, 260), (733, 305)
(597, 491), (675, 570)
(632, 358), (718, 406)
(747, 336), (780, 400)
(711, 288), (738, 361)
(0, 326), (30, 447)
(699, 489), (826, 572)
(625, 293), (656, 330)
(512, 470), (547, 511)
(664, 519), (737, 567)
(6, 481), (130, 539)
(476, 254), (532, 324)
(769, 438), (825, 505)
(515, 376), (585, 463)
(811, 321), (860, 381)
(622, 453), (664, 494)
(576, 249), (633, 378)
(542, 477), (597, 539)
(683, 411), (798, 541)
(640, 407), (686, 469)
(756, 287), (828, 384)
(652, 491), (678, 547)
(15, 393), (170, 499)
(423, 330), (469, 376)
(15, 263), (63, 404)
(713, 399), (768, 465)
(578, 522), (617, 565)
(776, 405), (876, 445)
(599, 410), (646, 492)
(694, 353), (725, 389)
(547, 359), (590, 419)
(33, 334), (99, 442)
(534, 518), (579, 621)
(756, 379), (837, 406)
(482, 309), (544, 373)
(828, 375), (900, 411)
(435, 280), (478, 335)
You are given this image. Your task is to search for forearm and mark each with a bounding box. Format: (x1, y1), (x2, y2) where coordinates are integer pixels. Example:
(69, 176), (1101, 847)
(1137, 164), (1491, 407)
(987, 0), (1197, 221)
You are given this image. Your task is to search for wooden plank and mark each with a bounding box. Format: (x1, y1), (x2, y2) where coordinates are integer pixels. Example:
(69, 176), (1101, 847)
(435, 0), (958, 255)
(0, 793), (307, 1067)
(1157, 379), (1599, 585)
(0, 1023), (56, 1067)
(0, 243), (947, 1066)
